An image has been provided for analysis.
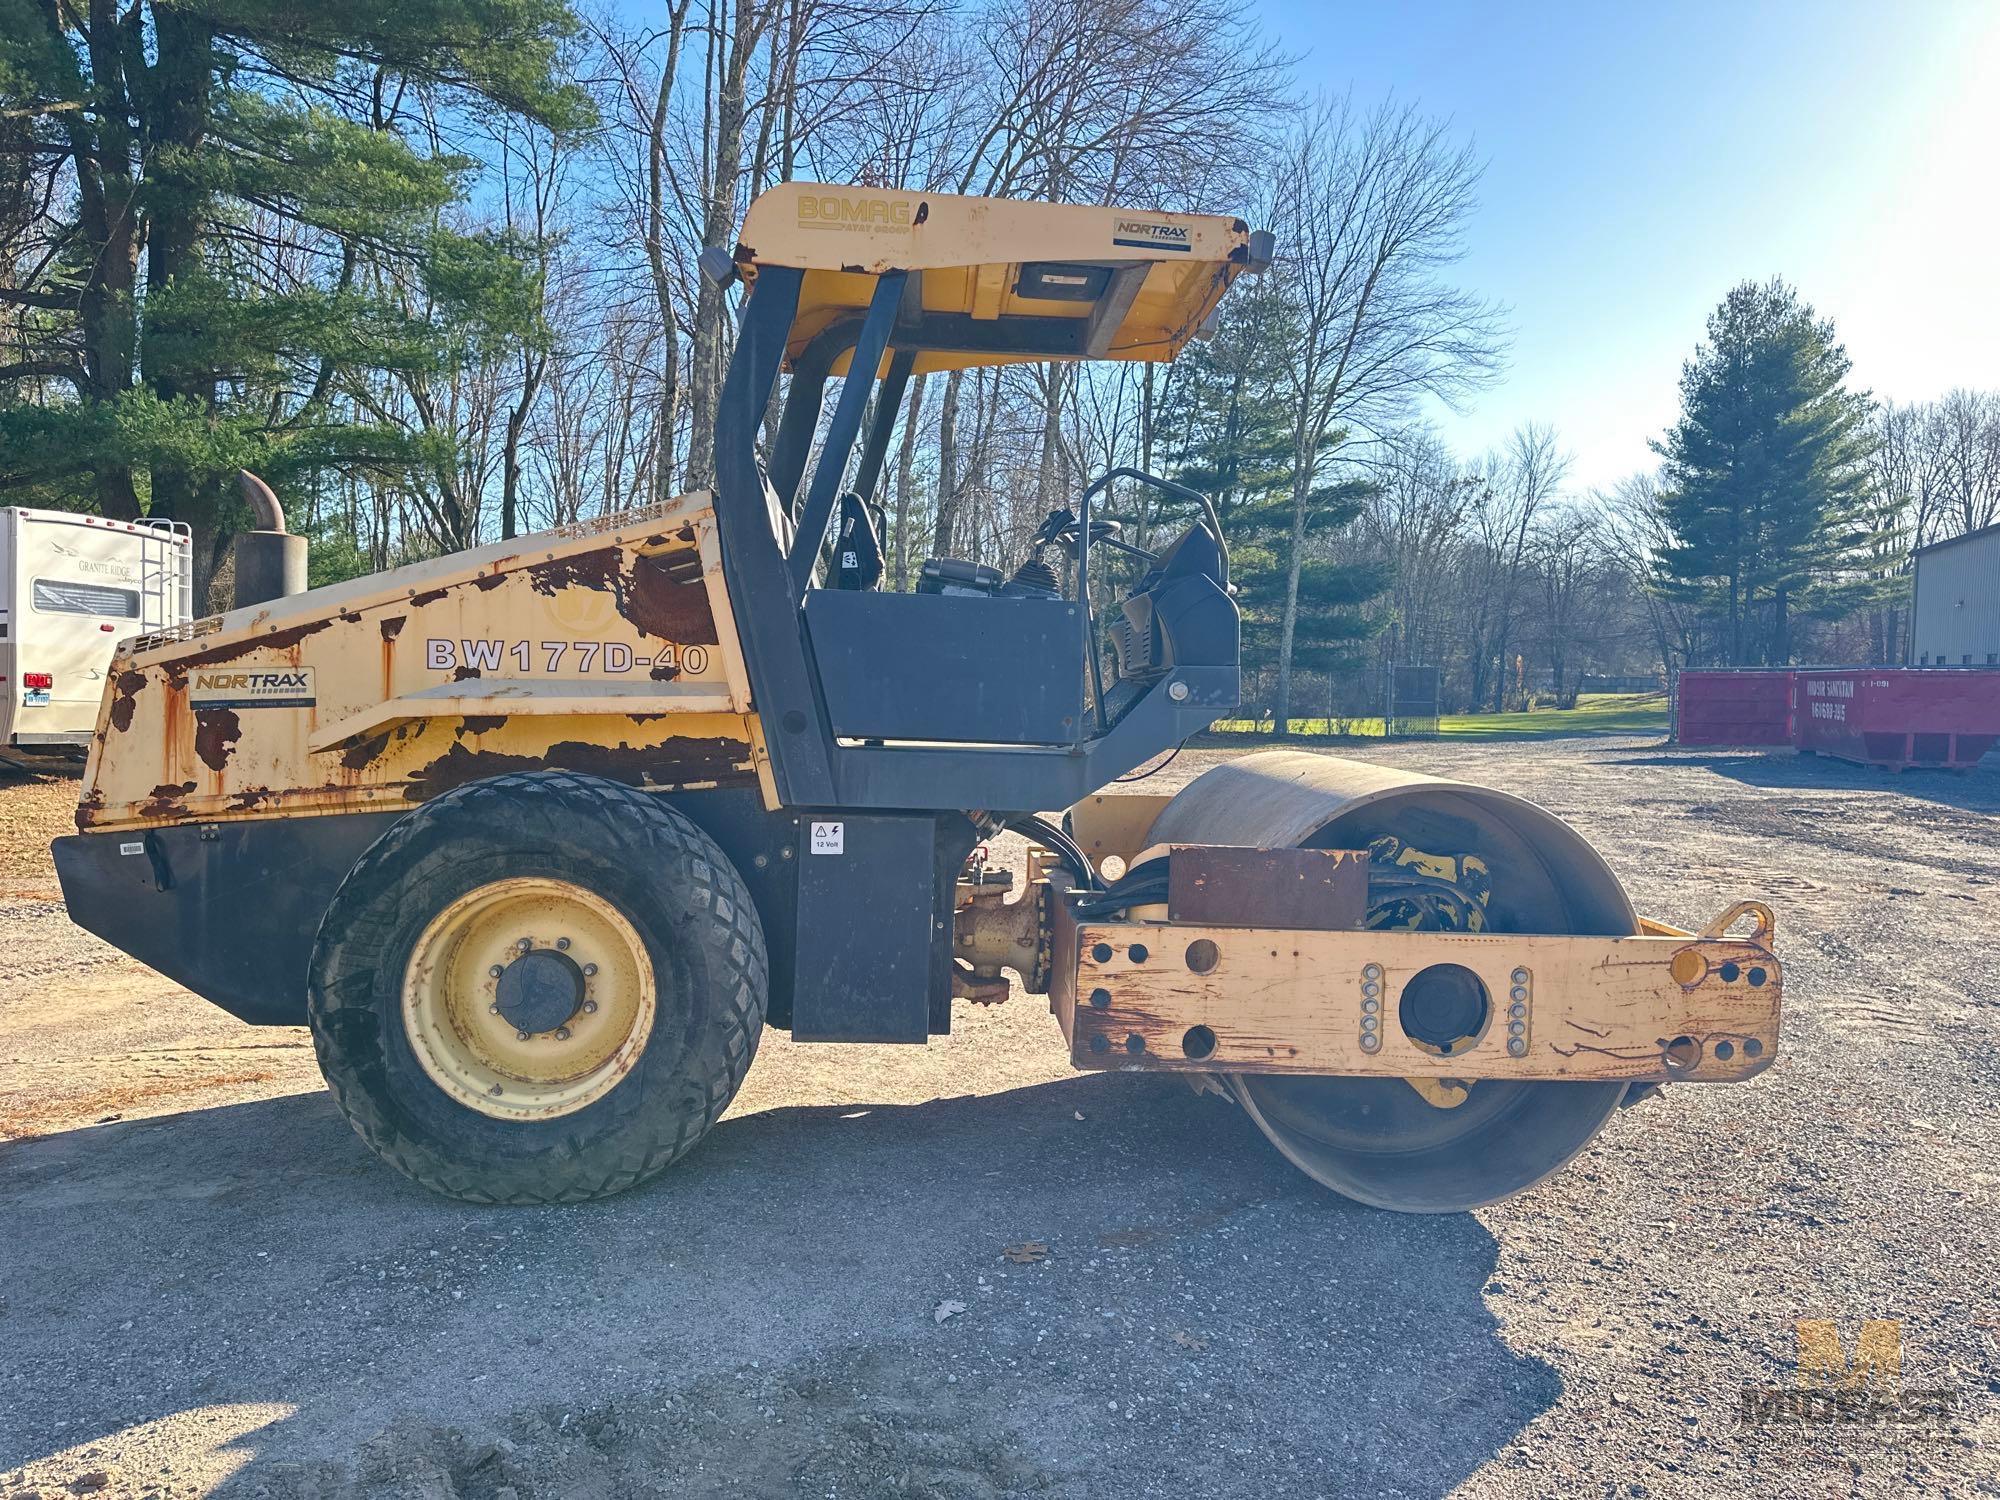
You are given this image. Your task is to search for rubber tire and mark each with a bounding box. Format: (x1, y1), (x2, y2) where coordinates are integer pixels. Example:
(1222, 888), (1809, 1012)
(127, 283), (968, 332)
(308, 770), (767, 1204)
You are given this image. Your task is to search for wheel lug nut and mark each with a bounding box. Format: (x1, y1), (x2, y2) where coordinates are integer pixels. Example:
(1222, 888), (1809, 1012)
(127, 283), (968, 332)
(556, 937), (571, 951)
(555, 1026), (571, 1041)
(489, 965), (505, 978)
(583, 963), (598, 977)
(517, 938), (534, 952)
(583, 1001), (598, 1014)
(516, 1031), (530, 1041)
(489, 1004), (500, 1015)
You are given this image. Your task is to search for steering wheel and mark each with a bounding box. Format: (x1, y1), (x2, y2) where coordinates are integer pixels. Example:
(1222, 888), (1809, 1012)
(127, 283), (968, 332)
(1031, 509), (1157, 563)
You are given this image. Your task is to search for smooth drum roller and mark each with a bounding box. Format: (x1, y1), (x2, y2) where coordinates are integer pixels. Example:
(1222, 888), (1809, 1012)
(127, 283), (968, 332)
(1146, 750), (1636, 1213)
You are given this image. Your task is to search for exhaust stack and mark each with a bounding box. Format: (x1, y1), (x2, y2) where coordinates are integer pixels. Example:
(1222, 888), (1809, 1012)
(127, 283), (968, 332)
(233, 469), (307, 606)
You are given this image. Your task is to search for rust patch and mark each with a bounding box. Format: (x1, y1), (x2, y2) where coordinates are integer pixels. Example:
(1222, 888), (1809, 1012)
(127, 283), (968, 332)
(341, 730), (394, 771)
(628, 713), (666, 724)
(192, 709), (243, 772)
(676, 522), (696, 541)
(410, 587), (449, 607)
(456, 716), (507, 737)
(471, 571), (507, 591)
(229, 787), (276, 811)
(451, 665), (482, 682)
(525, 546), (621, 597)
(75, 787), (106, 832)
(337, 609), (363, 624)
(163, 618), (333, 686)
(649, 661), (681, 683)
(108, 669), (148, 733)
(625, 554), (719, 644)
(141, 781), (198, 819)
(379, 615), (407, 641)
(401, 737), (755, 801)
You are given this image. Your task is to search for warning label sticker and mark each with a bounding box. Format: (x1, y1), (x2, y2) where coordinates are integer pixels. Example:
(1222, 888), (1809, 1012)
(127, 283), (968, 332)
(810, 821), (844, 855)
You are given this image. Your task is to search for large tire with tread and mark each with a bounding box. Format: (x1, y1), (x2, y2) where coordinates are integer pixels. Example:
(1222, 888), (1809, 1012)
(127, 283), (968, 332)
(308, 770), (766, 1204)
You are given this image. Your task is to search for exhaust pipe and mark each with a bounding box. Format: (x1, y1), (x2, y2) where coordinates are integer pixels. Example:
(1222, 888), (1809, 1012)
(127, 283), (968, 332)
(233, 469), (308, 607)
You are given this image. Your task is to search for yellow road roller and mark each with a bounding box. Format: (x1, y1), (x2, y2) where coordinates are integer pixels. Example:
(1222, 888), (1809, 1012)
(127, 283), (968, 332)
(53, 184), (1781, 1211)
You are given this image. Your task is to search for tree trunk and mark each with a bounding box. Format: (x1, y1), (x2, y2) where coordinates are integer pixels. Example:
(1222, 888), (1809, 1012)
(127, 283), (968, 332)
(684, 0), (759, 492)
(891, 373), (926, 589)
(1035, 363), (1065, 510)
(933, 368), (965, 557)
(1272, 464), (1310, 737)
(70, 0), (142, 519)
(141, 5), (219, 594)
(502, 352), (546, 539)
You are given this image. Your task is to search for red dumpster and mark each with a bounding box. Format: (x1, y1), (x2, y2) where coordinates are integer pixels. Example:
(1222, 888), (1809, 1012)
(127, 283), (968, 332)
(1795, 669), (2000, 770)
(1674, 670), (1796, 746)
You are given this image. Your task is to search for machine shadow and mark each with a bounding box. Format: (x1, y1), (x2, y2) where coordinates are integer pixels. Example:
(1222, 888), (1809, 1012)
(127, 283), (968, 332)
(1610, 748), (2000, 810)
(1, 1073), (1557, 1497)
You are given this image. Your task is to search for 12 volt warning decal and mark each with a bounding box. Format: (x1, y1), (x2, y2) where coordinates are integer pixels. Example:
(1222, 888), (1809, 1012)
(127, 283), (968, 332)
(189, 667), (316, 709)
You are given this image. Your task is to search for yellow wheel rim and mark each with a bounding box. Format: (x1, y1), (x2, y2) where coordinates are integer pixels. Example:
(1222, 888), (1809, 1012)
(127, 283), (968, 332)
(402, 877), (655, 1121)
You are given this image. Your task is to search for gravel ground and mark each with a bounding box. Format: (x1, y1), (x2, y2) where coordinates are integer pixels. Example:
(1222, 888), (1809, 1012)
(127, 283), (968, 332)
(1, 737), (1996, 1499)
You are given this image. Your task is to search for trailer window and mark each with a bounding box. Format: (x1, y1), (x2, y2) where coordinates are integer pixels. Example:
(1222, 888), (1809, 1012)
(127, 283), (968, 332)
(32, 578), (141, 618)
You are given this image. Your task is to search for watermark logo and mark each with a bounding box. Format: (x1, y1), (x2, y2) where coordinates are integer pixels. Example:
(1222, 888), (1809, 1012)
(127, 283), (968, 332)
(1740, 1319), (1959, 1431)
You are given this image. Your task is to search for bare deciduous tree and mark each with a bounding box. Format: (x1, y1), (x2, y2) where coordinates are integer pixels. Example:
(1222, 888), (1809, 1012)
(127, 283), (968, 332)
(1264, 96), (1506, 731)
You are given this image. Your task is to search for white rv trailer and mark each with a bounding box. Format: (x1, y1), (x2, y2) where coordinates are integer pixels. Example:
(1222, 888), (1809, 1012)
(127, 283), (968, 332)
(1, 507), (192, 756)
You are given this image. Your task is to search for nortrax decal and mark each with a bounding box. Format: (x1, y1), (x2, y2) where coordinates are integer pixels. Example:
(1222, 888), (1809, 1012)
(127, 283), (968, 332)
(1112, 219), (1192, 252)
(189, 667), (316, 709)
(426, 639), (710, 675)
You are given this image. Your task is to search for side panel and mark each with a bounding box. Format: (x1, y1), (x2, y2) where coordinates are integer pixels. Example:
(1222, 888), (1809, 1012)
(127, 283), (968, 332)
(1911, 528), (2000, 665)
(80, 503), (764, 831)
(790, 812), (945, 1042)
(0, 511), (14, 744)
(53, 786), (809, 1029)
(1673, 669), (1795, 747)
(54, 812), (403, 1024)
(804, 590), (1085, 745)
(8, 513), (167, 745)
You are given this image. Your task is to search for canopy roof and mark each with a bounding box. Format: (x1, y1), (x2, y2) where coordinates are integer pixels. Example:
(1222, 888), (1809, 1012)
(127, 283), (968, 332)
(732, 183), (1267, 376)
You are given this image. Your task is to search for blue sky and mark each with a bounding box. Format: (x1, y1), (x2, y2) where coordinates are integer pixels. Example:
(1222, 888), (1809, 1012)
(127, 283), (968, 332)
(1256, 0), (2000, 492)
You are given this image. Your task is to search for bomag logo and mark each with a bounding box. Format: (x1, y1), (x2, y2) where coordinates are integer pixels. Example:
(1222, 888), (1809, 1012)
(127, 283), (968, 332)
(797, 195), (914, 233)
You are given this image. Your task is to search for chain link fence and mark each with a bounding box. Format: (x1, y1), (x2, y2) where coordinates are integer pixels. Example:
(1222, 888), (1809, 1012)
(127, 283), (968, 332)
(1213, 664), (1441, 740)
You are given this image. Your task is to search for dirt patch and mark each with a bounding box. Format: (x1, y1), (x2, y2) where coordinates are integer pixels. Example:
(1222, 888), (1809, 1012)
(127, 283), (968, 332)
(0, 1066), (277, 1142)
(0, 766), (80, 897)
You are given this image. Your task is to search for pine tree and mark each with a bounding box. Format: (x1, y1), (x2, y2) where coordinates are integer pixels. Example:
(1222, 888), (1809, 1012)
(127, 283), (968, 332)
(1652, 279), (1883, 665)
(1158, 278), (1384, 712)
(0, 0), (586, 596)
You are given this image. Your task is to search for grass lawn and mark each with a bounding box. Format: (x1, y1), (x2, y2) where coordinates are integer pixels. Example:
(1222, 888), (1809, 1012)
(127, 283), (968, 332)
(1206, 692), (1669, 743)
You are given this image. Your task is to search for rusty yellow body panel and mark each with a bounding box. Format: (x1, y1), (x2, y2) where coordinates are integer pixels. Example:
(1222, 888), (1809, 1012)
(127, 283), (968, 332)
(1049, 897), (1783, 1084)
(77, 495), (774, 832)
(734, 184), (1256, 374)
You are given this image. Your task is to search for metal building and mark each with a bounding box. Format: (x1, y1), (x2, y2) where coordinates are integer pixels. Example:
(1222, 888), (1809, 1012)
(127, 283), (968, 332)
(1911, 523), (2000, 667)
